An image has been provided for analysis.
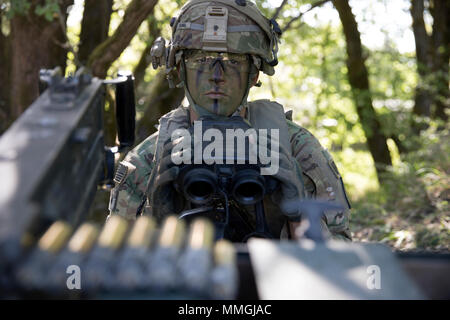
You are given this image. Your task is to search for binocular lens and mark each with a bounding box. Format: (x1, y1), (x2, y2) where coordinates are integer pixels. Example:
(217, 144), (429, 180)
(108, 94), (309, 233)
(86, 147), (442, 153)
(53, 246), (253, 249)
(186, 181), (214, 201)
(182, 168), (217, 205)
(180, 167), (266, 206)
(232, 170), (265, 205)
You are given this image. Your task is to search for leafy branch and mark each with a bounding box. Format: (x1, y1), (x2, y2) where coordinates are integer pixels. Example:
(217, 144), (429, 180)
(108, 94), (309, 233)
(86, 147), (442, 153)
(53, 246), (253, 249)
(282, 0), (332, 33)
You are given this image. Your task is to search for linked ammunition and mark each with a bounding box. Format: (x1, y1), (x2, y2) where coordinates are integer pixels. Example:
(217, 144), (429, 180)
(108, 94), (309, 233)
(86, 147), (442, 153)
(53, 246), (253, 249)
(209, 239), (238, 299)
(47, 222), (100, 294)
(177, 218), (214, 296)
(113, 216), (156, 291)
(82, 216), (128, 292)
(145, 215), (186, 293)
(7, 216), (242, 299)
(15, 221), (73, 291)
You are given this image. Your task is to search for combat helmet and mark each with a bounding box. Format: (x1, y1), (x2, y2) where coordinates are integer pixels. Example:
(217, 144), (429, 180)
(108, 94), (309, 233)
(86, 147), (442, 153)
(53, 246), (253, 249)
(151, 0), (282, 87)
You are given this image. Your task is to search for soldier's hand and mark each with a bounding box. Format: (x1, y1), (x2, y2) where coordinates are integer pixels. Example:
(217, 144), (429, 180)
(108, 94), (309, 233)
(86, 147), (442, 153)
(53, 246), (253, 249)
(148, 135), (192, 219)
(258, 133), (305, 220)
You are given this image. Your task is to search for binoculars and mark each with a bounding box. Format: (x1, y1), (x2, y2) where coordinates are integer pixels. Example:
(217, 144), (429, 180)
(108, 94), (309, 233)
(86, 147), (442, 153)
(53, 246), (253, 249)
(171, 116), (279, 240)
(176, 164), (277, 206)
(172, 116), (278, 207)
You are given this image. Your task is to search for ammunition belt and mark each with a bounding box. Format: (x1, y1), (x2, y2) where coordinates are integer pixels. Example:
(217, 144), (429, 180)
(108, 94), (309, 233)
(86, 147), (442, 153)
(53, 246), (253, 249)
(4, 216), (239, 299)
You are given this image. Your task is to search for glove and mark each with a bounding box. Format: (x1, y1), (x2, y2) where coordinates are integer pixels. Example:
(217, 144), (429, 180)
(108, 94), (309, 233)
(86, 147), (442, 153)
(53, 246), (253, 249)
(147, 135), (191, 221)
(257, 132), (306, 220)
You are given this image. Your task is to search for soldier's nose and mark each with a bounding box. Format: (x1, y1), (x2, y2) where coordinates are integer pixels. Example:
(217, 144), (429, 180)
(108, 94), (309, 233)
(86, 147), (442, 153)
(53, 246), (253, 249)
(209, 59), (225, 84)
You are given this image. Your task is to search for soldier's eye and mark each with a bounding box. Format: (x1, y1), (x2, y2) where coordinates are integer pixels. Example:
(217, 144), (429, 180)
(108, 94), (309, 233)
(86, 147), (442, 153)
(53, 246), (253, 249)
(229, 59), (239, 65)
(196, 57), (207, 63)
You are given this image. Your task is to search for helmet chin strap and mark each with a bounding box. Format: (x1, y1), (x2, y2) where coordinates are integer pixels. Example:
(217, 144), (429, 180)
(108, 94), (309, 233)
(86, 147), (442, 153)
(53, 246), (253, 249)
(179, 54), (255, 121)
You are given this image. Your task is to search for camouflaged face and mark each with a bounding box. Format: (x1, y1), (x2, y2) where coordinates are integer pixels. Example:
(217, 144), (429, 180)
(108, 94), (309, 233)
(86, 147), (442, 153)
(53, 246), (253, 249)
(185, 50), (251, 116)
(171, 0), (275, 75)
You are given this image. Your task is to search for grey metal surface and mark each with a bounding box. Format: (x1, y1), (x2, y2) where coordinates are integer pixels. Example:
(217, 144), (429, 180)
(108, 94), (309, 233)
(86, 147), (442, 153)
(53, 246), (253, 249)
(0, 78), (105, 262)
(248, 238), (425, 299)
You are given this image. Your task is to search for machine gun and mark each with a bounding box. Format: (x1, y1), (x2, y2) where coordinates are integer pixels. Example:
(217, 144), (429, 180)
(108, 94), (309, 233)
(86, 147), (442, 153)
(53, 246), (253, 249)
(0, 69), (240, 299)
(3, 197), (447, 300)
(0, 67), (136, 268)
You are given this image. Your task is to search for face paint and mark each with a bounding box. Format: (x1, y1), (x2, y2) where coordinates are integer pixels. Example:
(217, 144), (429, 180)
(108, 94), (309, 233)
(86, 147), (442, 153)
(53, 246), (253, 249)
(184, 50), (250, 117)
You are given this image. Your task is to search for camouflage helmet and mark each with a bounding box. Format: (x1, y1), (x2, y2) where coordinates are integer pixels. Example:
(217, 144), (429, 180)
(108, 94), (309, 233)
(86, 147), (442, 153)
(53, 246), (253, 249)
(151, 0), (282, 77)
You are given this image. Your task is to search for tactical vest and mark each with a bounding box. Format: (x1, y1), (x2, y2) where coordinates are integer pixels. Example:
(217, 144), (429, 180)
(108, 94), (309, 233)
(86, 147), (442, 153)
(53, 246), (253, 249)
(145, 100), (299, 236)
(138, 99), (350, 239)
(152, 99), (293, 166)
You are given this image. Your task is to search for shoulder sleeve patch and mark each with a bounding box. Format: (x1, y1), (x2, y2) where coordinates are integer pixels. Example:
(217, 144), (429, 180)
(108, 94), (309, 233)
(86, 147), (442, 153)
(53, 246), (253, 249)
(114, 161), (136, 185)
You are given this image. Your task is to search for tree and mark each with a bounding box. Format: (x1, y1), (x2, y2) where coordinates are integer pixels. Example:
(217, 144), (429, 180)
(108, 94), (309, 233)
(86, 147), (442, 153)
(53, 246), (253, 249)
(0, 0), (74, 132)
(86, 0), (158, 79)
(332, 0), (392, 180)
(0, 9), (11, 132)
(130, 12), (185, 143)
(410, 0), (449, 129)
(136, 71), (185, 143)
(428, 0), (448, 122)
(410, 0), (432, 121)
(78, 0), (113, 67)
(0, 0), (160, 137)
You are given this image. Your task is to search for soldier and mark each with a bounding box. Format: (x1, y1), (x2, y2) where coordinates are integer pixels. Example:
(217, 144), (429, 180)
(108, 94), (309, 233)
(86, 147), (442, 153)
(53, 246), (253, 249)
(108, 0), (352, 241)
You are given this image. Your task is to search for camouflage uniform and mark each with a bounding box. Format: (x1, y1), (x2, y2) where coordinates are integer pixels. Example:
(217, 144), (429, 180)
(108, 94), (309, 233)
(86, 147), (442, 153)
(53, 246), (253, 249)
(108, 105), (352, 241)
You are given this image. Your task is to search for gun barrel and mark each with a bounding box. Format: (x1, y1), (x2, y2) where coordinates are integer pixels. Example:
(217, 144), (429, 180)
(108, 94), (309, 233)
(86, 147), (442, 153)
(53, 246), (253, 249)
(0, 75), (105, 265)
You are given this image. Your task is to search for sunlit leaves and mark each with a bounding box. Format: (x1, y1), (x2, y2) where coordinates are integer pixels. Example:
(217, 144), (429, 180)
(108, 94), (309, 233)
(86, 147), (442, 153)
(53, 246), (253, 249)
(2, 0), (59, 21)
(2, 0), (31, 19)
(35, 0), (59, 21)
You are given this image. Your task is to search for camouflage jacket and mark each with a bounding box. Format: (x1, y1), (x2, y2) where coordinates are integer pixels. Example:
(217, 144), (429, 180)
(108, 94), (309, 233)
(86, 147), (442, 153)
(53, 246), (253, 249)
(108, 104), (352, 241)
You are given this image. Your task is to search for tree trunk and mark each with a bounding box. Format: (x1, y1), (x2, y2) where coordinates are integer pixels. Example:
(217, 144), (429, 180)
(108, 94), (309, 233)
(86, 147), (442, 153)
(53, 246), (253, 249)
(410, 0), (432, 124)
(77, 0), (114, 146)
(133, 14), (159, 89)
(9, 0), (73, 121)
(0, 13), (11, 133)
(87, 0), (159, 79)
(332, 0), (392, 180)
(136, 71), (185, 143)
(430, 0), (449, 122)
(84, 0), (157, 145)
(78, 0), (113, 67)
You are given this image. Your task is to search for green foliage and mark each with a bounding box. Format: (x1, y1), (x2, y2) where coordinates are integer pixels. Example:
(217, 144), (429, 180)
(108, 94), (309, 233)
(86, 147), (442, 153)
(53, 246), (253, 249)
(34, 0), (59, 21)
(2, 0), (31, 18)
(1, 0), (59, 21)
(351, 124), (450, 251)
(252, 0), (448, 251)
(108, 0), (181, 80)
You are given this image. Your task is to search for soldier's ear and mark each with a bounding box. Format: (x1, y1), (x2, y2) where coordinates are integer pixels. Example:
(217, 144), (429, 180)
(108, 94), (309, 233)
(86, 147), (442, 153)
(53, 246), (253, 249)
(250, 72), (259, 87)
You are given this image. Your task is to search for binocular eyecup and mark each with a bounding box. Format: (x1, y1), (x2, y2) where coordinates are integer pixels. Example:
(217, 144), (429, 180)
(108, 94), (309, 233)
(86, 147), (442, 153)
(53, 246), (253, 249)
(231, 169), (265, 206)
(178, 167), (266, 206)
(182, 168), (218, 205)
